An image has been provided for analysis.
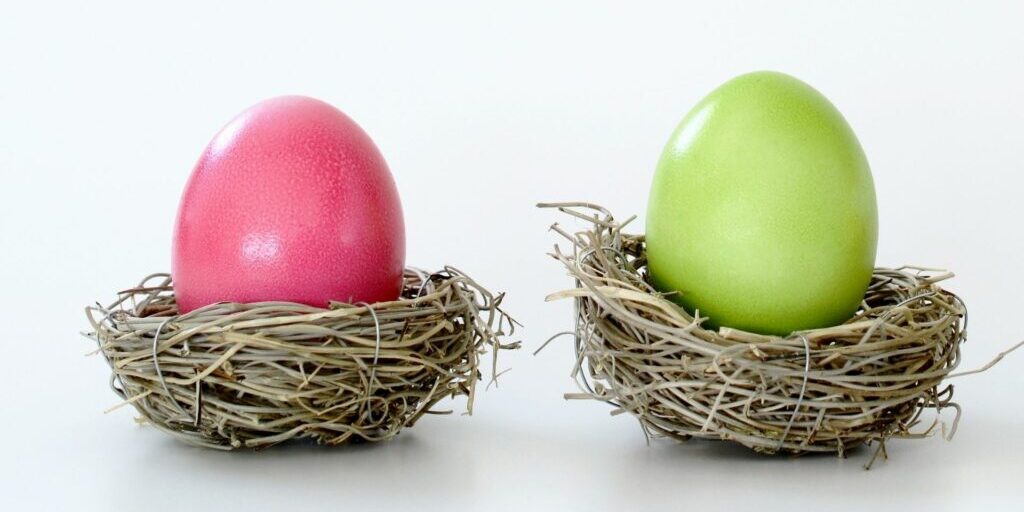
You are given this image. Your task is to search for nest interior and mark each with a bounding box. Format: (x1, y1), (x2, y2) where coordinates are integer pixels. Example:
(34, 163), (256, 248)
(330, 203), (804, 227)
(541, 202), (968, 458)
(85, 267), (517, 450)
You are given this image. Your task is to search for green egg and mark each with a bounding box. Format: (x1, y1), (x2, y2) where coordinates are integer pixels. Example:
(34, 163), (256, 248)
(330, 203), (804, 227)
(646, 71), (878, 335)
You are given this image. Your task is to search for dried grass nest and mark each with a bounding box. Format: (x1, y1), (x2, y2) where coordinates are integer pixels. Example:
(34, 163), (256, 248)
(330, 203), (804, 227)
(84, 267), (518, 450)
(539, 202), (1000, 464)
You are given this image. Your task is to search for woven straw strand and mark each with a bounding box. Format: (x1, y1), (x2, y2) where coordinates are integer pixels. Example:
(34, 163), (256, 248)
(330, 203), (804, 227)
(84, 267), (518, 450)
(540, 202), (968, 457)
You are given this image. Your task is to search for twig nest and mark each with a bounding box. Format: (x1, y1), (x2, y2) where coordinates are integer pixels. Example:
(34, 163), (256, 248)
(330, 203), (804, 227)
(85, 267), (517, 450)
(542, 203), (967, 458)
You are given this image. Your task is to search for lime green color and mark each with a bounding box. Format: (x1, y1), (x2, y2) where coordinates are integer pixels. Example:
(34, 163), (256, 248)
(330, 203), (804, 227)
(646, 71), (878, 335)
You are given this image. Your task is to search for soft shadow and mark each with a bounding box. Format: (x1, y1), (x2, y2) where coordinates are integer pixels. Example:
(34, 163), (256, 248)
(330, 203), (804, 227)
(661, 437), (867, 463)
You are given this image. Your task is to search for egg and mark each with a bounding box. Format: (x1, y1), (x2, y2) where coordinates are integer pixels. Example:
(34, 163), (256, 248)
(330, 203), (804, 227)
(646, 71), (878, 335)
(172, 96), (405, 313)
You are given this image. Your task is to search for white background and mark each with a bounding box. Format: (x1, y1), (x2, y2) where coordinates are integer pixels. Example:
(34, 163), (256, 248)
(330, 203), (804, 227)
(2, 1), (1023, 510)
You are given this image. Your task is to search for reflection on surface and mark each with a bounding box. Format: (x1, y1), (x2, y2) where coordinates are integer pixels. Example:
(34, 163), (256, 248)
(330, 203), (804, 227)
(241, 232), (282, 264)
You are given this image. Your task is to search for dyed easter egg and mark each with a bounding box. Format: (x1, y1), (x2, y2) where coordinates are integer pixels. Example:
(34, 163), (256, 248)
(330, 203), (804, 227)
(172, 96), (405, 313)
(646, 71), (878, 335)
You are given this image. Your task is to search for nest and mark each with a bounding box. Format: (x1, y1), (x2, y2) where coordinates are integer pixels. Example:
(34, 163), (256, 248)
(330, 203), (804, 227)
(84, 267), (517, 450)
(539, 202), (974, 462)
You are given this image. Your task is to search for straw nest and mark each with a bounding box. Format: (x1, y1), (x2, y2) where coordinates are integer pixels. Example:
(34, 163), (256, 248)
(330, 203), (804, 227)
(84, 267), (518, 450)
(539, 202), (974, 462)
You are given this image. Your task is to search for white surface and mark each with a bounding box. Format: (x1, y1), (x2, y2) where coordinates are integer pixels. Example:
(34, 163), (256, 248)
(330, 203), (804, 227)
(2, 1), (1023, 510)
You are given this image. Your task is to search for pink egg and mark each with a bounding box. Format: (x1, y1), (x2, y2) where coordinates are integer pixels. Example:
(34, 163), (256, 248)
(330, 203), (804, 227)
(172, 96), (405, 313)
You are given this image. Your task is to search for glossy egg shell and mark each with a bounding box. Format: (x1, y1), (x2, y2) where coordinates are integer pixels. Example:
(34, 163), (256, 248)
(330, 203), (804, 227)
(172, 96), (405, 313)
(646, 71), (878, 335)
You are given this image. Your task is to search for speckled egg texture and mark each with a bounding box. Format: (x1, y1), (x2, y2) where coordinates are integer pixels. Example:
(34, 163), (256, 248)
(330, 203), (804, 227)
(172, 96), (405, 313)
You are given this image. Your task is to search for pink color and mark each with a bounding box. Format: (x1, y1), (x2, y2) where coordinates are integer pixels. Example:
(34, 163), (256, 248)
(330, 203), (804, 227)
(172, 96), (405, 313)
